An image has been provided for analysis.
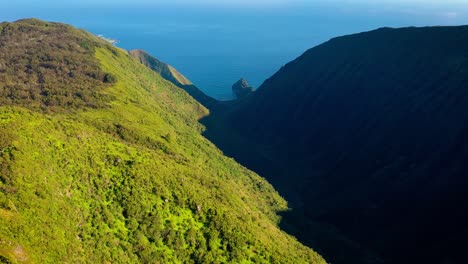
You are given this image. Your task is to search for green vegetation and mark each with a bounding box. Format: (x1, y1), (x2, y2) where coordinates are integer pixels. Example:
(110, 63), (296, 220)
(128, 49), (192, 87)
(0, 19), (325, 263)
(129, 49), (217, 109)
(0, 18), (114, 112)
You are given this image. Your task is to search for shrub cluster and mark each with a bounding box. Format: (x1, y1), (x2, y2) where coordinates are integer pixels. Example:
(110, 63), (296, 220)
(0, 19), (114, 112)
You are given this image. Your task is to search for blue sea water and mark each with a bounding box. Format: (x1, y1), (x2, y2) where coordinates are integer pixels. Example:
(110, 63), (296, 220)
(3, 3), (468, 100)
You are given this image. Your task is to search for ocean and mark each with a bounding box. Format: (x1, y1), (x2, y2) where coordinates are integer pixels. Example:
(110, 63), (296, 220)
(3, 3), (468, 100)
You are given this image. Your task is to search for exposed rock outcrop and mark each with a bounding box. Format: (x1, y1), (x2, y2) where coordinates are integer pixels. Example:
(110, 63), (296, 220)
(232, 78), (254, 99)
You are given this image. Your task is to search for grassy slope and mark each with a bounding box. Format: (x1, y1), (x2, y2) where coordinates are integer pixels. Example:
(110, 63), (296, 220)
(128, 49), (217, 109)
(128, 49), (193, 87)
(0, 19), (325, 263)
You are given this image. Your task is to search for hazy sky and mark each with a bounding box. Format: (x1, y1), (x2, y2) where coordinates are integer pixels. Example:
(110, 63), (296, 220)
(6, 0), (468, 20)
(6, 0), (468, 7)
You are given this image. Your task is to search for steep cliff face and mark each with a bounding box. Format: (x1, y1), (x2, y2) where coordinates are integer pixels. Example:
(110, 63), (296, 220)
(0, 19), (325, 264)
(129, 49), (217, 109)
(204, 26), (468, 263)
(129, 49), (192, 86)
(232, 78), (254, 99)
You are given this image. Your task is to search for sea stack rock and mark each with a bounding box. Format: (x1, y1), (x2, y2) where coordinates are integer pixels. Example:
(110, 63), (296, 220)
(232, 78), (254, 99)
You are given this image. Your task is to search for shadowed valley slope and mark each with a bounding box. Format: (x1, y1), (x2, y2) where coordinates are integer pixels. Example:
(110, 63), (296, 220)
(202, 26), (468, 264)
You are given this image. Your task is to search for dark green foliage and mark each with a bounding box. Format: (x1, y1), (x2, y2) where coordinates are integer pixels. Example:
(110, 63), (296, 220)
(204, 26), (468, 264)
(0, 19), (113, 112)
(103, 73), (117, 84)
(0, 255), (11, 264)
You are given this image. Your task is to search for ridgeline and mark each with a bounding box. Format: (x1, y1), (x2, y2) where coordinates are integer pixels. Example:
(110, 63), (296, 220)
(0, 19), (325, 264)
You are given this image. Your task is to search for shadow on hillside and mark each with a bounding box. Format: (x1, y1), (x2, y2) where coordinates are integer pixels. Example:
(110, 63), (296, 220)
(199, 105), (381, 264)
(201, 104), (468, 264)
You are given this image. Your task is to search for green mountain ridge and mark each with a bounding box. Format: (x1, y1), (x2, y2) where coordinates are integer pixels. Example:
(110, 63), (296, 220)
(128, 49), (217, 109)
(129, 49), (192, 87)
(0, 19), (325, 263)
